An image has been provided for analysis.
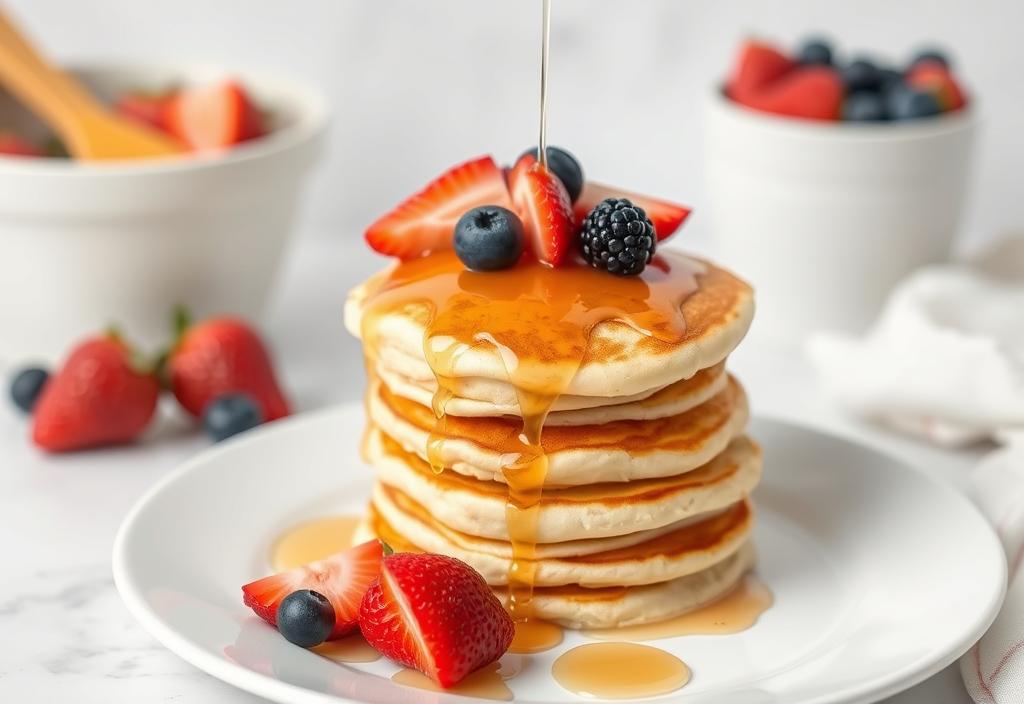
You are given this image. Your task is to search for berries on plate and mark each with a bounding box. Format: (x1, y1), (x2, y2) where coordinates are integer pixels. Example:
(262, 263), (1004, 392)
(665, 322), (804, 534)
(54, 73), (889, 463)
(277, 590), (336, 648)
(454, 205), (524, 271)
(242, 539), (383, 640)
(359, 552), (514, 688)
(32, 333), (159, 452)
(518, 145), (584, 202)
(203, 393), (264, 442)
(797, 37), (833, 66)
(10, 367), (49, 414)
(165, 80), (265, 151)
(366, 155), (512, 260)
(726, 40), (796, 102)
(167, 310), (290, 422)
(574, 182), (691, 243)
(508, 153), (575, 267)
(580, 198), (657, 276)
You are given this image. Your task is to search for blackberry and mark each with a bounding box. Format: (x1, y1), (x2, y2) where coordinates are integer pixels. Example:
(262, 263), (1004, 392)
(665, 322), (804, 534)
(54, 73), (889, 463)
(579, 198), (656, 276)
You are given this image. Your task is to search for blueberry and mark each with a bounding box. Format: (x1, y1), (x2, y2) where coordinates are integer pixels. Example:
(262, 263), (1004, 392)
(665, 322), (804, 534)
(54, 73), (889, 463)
(797, 37), (833, 66)
(843, 92), (888, 122)
(888, 86), (942, 120)
(454, 205), (524, 271)
(842, 58), (882, 93)
(877, 67), (903, 92)
(203, 393), (263, 442)
(10, 367), (49, 414)
(277, 590), (335, 648)
(519, 145), (584, 202)
(910, 48), (950, 69)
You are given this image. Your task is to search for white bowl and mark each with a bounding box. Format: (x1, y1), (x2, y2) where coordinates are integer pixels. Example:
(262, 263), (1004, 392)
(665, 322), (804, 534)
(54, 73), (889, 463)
(0, 64), (328, 363)
(704, 89), (975, 341)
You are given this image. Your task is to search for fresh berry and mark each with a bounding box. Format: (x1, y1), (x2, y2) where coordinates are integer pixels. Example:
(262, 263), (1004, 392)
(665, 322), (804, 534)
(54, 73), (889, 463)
(454, 206), (524, 271)
(743, 66), (844, 121)
(243, 540), (383, 640)
(366, 156), (512, 260)
(887, 86), (942, 120)
(841, 58), (883, 93)
(32, 334), (159, 452)
(797, 38), (833, 66)
(203, 393), (263, 442)
(905, 62), (966, 111)
(910, 48), (950, 70)
(277, 590), (336, 648)
(518, 146), (584, 202)
(358, 552), (514, 688)
(878, 67), (904, 92)
(165, 80), (264, 151)
(114, 91), (174, 131)
(579, 198), (656, 276)
(843, 92), (888, 122)
(167, 311), (291, 422)
(9, 367), (49, 414)
(574, 182), (691, 243)
(0, 132), (43, 157)
(726, 40), (796, 101)
(508, 153), (575, 267)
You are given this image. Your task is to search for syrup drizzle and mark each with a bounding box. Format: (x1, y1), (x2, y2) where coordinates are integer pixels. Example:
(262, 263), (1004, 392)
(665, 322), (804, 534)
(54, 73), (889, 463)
(391, 659), (519, 701)
(270, 515), (361, 571)
(552, 642), (691, 699)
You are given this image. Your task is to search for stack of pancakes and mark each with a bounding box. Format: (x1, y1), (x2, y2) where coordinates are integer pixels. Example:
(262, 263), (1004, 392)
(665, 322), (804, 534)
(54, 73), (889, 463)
(345, 256), (758, 629)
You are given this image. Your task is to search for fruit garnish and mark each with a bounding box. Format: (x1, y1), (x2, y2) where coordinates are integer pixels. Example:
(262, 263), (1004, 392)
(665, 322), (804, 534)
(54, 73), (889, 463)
(726, 40), (796, 101)
(9, 367), (49, 414)
(0, 132), (44, 157)
(886, 86), (942, 120)
(518, 145), (584, 203)
(115, 91), (175, 132)
(841, 58), (884, 93)
(166, 309), (291, 422)
(509, 153), (575, 267)
(580, 198), (656, 276)
(842, 92), (887, 122)
(742, 66), (844, 121)
(909, 49), (950, 70)
(454, 205), (524, 271)
(242, 539), (383, 640)
(32, 333), (159, 452)
(905, 61), (966, 111)
(165, 80), (265, 151)
(203, 393), (263, 442)
(277, 589), (336, 647)
(796, 37), (833, 67)
(358, 552), (514, 688)
(574, 182), (691, 243)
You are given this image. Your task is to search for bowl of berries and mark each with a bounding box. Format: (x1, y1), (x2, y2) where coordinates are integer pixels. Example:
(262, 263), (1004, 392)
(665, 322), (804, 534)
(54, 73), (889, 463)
(0, 63), (327, 362)
(704, 37), (974, 339)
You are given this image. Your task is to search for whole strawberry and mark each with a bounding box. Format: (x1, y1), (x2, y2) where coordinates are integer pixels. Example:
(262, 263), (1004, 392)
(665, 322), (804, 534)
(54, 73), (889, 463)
(32, 333), (159, 452)
(359, 552), (514, 688)
(167, 310), (290, 421)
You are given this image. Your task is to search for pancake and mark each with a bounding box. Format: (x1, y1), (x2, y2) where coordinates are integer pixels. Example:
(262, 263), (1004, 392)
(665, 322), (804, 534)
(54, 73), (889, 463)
(345, 253), (754, 401)
(365, 427), (763, 543)
(366, 484), (754, 587)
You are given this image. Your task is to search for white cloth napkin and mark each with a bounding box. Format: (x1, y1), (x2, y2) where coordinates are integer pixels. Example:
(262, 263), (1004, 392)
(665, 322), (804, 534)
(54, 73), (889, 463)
(806, 238), (1024, 703)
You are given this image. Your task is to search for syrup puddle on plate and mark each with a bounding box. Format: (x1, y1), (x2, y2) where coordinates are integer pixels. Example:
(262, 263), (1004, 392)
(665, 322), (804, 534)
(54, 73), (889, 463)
(313, 633), (381, 664)
(391, 659), (521, 701)
(270, 515), (361, 571)
(510, 619), (564, 653)
(552, 642), (690, 699)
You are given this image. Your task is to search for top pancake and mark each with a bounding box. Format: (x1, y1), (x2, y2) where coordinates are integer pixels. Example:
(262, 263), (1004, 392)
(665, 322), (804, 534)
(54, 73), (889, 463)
(345, 252), (754, 401)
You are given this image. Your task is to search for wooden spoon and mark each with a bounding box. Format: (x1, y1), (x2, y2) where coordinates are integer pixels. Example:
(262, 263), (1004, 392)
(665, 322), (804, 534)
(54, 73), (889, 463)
(0, 9), (183, 160)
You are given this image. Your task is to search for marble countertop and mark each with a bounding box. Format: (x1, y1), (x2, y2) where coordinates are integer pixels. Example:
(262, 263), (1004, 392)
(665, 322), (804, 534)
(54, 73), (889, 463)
(0, 236), (984, 703)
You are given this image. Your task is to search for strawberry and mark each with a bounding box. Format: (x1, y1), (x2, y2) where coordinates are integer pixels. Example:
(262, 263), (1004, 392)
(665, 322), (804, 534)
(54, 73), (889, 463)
(574, 182), (692, 242)
(167, 310), (291, 421)
(742, 66), (844, 121)
(165, 80), (265, 151)
(359, 552), (514, 688)
(906, 61), (967, 111)
(243, 540), (383, 640)
(32, 333), (159, 452)
(0, 132), (43, 157)
(114, 90), (175, 132)
(508, 153), (575, 267)
(365, 155), (512, 260)
(727, 40), (796, 101)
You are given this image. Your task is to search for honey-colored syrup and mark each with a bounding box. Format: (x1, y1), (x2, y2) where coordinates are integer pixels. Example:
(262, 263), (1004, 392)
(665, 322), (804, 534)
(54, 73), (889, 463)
(552, 642), (691, 699)
(584, 574), (773, 641)
(510, 619), (564, 653)
(391, 660), (518, 701)
(269, 515), (361, 571)
(313, 633), (382, 663)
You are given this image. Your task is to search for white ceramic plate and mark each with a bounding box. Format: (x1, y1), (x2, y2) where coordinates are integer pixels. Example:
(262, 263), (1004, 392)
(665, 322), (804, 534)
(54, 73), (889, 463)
(113, 405), (1006, 704)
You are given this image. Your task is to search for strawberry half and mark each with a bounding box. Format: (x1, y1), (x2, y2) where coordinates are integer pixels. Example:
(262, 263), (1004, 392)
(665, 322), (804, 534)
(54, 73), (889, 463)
(359, 552), (514, 688)
(727, 40), (796, 101)
(574, 182), (692, 243)
(242, 539), (383, 640)
(743, 66), (844, 121)
(165, 80), (265, 151)
(906, 61), (967, 111)
(508, 153), (575, 267)
(365, 155), (512, 260)
(115, 91), (175, 132)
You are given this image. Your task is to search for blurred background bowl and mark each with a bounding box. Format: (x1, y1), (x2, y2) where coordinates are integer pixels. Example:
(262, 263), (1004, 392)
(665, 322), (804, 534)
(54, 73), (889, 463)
(704, 88), (975, 341)
(0, 63), (327, 363)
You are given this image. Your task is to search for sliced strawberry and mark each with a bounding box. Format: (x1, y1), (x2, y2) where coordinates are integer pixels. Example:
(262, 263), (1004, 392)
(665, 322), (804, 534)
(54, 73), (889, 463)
(508, 153), (575, 266)
(365, 155), (512, 260)
(906, 61), (967, 111)
(727, 40), (796, 101)
(359, 553), (514, 688)
(0, 132), (43, 157)
(574, 182), (692, 242)
(165, 80), (265, 151)
(242, 540), (383, 639)
(742, 66), (844, 121)
(115, 91), (175, 131)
